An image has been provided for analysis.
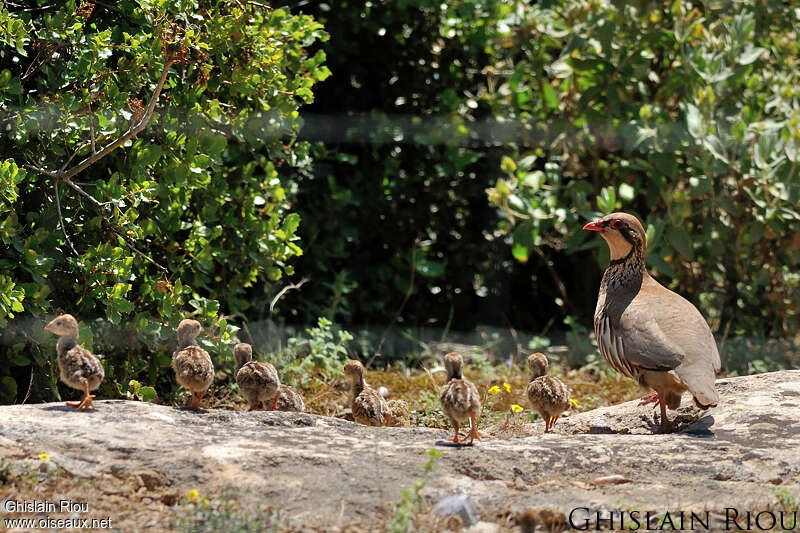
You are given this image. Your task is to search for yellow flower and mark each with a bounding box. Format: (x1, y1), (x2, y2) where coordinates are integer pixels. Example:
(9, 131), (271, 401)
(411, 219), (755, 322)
(38, 453), (50, 462)
(187, 489), (199, 501)
(487, 385), (500, 396)
(201, 498), (210, 506)
(510, 404), (524, 414)
(570, 398), (579, 407)
(503, 382), (511, 393)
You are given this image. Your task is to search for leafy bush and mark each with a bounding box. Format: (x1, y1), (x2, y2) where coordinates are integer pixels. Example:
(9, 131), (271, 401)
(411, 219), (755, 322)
(0, 1), (329, 403)
(282, 316), (353, 386)
(485, 1), (800, 349)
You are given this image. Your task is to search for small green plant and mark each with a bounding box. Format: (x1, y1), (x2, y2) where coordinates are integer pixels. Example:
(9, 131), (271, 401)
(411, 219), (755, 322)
(386, 448), (442, 533)
(174, 488), (282, 533)
(284, 317), (353, 384)
(116, 380), (157, 402)
(773, 487), (799, 512)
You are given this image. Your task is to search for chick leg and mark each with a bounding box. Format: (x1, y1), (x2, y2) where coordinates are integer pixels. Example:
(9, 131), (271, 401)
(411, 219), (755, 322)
(544, 417), (552, 433)
(189, 391), (204, 410)
(384, 413), (393, 427)
(451, 421), (460, 443)
(270, 393), (279, 411)
(66, 381), (95, 410)
(468, 414), (481, 444)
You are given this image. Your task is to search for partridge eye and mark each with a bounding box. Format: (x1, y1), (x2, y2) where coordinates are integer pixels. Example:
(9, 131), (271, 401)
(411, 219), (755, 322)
(610, 219), (625, 230)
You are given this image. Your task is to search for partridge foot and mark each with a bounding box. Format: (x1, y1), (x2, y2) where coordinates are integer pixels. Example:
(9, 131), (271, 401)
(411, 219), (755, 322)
(638, 391), (659, 407)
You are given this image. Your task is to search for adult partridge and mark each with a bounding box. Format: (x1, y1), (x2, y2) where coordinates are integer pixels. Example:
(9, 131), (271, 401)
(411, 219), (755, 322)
(44, 314), (105, 410)
(583, 212), (721, 431)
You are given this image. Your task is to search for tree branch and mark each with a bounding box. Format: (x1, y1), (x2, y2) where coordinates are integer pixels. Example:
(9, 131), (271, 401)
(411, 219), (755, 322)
(53, 181), (79, 256)
(25, 57), (176, 274)
(269, 277), (309, 313)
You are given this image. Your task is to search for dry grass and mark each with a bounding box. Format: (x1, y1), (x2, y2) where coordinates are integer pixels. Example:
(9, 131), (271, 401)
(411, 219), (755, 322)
(199, 358), (644, 434)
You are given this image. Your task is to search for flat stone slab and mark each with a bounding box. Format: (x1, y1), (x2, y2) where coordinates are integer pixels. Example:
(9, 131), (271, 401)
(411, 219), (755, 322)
(0, 370), (798, 530)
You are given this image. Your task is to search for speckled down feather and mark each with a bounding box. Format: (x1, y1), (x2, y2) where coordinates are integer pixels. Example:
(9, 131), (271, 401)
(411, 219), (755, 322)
(386, 398), (411, 427)
(440, 378), (481, 425)
(172, 346), (214, 394)
(352, 386), (389, 426)
(58, 344), (104, 392)
(275, 384), (305, 412)
(526, 375), (570, 423)
(236, 361), (279, 409)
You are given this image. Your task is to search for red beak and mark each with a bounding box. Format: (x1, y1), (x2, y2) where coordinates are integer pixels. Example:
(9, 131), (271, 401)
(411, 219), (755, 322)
(583, 220), (605, 232)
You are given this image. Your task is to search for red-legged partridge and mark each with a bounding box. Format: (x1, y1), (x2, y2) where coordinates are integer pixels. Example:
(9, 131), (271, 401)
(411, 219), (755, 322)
(172, 319), (215, 410)
(440, 352), (481, 443)
(525, 352), (571, 432)
(233, 342), (280, 411)
(343, 359), (389, 426)
(44, 314), (104, 410)
(584, 212), (721, 431)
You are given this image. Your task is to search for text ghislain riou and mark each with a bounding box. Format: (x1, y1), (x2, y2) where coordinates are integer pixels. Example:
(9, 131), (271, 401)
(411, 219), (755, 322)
(4, 499), (88, 513)
(569, 508), (799, 531)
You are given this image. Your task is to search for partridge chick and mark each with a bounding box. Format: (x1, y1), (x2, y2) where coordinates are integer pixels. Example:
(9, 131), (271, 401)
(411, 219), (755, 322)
(343, 360), (389, 426)
(440, 352), (481, 443)
(525, 353), (571, 433)
(44, 314), (104, 410)
(275, 384), (305, 412)
(172, 319), (214, 410)
(584, 212), (721, 431)
(233, 342), (280, 411)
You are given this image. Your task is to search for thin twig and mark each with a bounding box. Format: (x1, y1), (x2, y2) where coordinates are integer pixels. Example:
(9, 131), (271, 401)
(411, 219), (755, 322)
(21, 366), (35, 405)
(59, 142), (90, 172)
(88, 101), (96, 154)
(269, 277), (309, 314)
(373, 240), (418, 359)
(54, 181), (79, 256)
(240, 320), (256, 346)
(108, 227), (168, 272)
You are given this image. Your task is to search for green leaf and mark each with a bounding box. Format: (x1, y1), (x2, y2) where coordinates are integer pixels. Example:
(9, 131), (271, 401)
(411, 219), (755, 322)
(138, 386), (157, 402)
(542, 83), (558, 110)
(415, 258), (445, 278)
(618, 183), (635, 201)
(665, 227), (694, 260)
(685, 104), (703, 139)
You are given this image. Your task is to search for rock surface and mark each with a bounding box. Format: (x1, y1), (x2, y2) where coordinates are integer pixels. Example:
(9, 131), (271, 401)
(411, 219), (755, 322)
(1, 370), (799, 530)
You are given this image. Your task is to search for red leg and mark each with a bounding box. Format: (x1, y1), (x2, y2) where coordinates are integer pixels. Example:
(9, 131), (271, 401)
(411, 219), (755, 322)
(451, 421), (460, 443)
(657, 390), (674, 431)
(468, 414), (481, 443)
(270, 393), (279, 410)
(66, 381), (95, 410)
(638, 391), (659, 407)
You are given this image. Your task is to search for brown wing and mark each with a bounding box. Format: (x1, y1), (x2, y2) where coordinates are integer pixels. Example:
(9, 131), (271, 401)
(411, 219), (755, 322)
(440, 378), (481, 423)
(352, 386), (388, 426)
(276, 384), (305, 412)
(172, 346), (214, 393)
(59, 345), (104, 391)
(526, 376), (570, 419)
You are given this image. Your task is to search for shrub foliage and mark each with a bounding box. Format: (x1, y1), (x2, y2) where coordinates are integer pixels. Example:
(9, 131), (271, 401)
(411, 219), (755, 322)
(0, 1), (329, 402)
